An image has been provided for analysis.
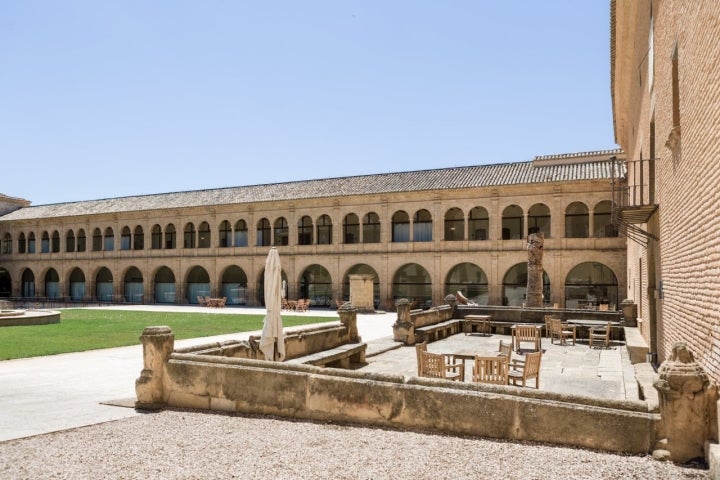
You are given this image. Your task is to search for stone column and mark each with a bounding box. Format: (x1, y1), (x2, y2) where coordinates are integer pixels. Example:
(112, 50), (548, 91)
(135, 326), (174, 410)
(653, 342), (718, 463)
(338, 303), (361, 343)
(525, 232), (544, 307)
(392, 298), (414, 344)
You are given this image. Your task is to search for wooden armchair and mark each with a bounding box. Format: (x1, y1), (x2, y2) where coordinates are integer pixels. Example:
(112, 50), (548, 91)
(549, 317), (576, 346)
(589, 322), (612, 349)
(508, 351), (542, 389)
(512, 325), (541, 353)
(472, 355), (509, 385)
(419, 350), (464, 382)
(197, 296), (207, 307)
(543, 315), (557, 339)
(498, 340), (513, 363)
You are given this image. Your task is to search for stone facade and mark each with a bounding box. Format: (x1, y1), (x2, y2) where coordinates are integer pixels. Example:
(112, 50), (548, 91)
(0, 154), (626, 309)
(611, 1), (720, 382)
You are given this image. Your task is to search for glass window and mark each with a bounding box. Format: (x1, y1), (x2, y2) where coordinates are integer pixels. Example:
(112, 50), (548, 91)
(77, 229), (86, 252)
(413, 209), (432, 242)
(444, 208), (464, 241)
(2, 233), (12, 254)
(565, 262), (618, 310)
(133, 226), (144, 250)
(317, 215), (332, 245)
(502, 263), (550, 307)
(362, 212), (381, 243)
(392, 211), (410, 242)
(343, 213), (360, 244)
(198, 222), (210, 248)
(274, 217), (289, 246)
(234, 220), (248, 247)
(104, 227), (114, 251)
(28, 233), (36, 253)
(256, 218), (271, 246)
(41, 231), (50, 253)
(92, 228), (103, 251)
(65, 230), (75, 253)
(51, 231), (60, 252)
(502, 205), (524, 240)
(18, 233), (26, 254)
(593, 201), (616, 237)
(219, 220), (232, 247)
(565, 202), (589, 238)
(151, 225), (162, 249)
(121, 227), (132, 250)
(528, 203), (551, 237)
(445, 263), (489, 305)
(184, 223), (196, 248)
(392, 263), (432, 308)
(299, 264), (333, 306)
(165, 224), (176, 249)
(298, 216), (313, 245)
(468, 207), (489, 240)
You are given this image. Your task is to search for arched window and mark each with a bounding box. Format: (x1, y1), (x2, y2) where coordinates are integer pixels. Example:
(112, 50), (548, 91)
(104, 227), (114, 251)
(154, 266), (176, 303)
(565, 202), (589, 238)
(27, 232), (36, 253)
(299, 264), (333, 306)
(274, 217), (289, 246)
(151, 225), (162, 249)
(121, 227), (132, 250)
(77, 229), (86, 252)
(593, 201), (616, 237)
(317, 215), (332, 245)
(362, 212), (381, 243)
(392, 263), (432, 308)
(221, 265), (248, 305)
(392, 211), (410, 242)
(445, 263), (489, 305)
(92, 228), (103, 251)
(133, 226), (144, 250)
(184, 223), (196, 248)
(565, 262), (618, 310)
(69, 267), (86, 301)
(219, 220), (232, 248)
(444, 208), (464, 241)
(51, 231), (60, 252)
(95, 267), (114, 302)
(198, 222), (211, 248)
(413, 209), (432, 242)
(502, 205), (524, 240)
(256, 218), (271, 246)
(21, 268), (35, 297)
(124, 267), (144, 303)
(65, 230), (75, 253)
(165, 224), (176, 249)
(45, 268), (60, 298)
(343, 213), (360, 244)
(502, 263), (550, 307)
(298, 216), (313, 245)
(2, 233), (12, 254)
(186, 266), (211, 304)
(41, 231), (50, 253)
(234, 220), (248, 247)
(528, 203), (551, 237)
(18, 233), (26, 254)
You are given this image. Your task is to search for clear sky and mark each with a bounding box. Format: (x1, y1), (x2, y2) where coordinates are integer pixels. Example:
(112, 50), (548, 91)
(1, 1), (616, 206)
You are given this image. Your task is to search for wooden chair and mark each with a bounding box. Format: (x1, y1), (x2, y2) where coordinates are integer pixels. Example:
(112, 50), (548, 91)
(549, 317), (576, 346)
(218, 297), (227, 308)
(472, 355), (509, 385)
(543, 315), (556, 339)
(419, 350), (464, 382)
(512, 325), (541, 353)
(498, 340), (513, 363)
(508, 351), (542, 389)
(415, 342), (428, 376)
(589, 322), (612, 348)
(197, 296), (207, 307)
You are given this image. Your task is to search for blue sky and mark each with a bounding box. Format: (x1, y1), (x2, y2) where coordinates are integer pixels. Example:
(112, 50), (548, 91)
(1, 1), (616, 206)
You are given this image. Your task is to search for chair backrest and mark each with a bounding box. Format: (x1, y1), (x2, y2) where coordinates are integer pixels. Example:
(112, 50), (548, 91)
(498, 340), (513, 362)
(548, 317), (563, 335)
(420, 351), (447, 379)
(473, 355), (509, 384)
(514, 325), (538, 341)
(415, 342), (428, 375)
(523, 351), (542, 378)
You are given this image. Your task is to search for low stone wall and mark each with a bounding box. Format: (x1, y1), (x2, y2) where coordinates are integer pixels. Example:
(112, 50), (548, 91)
(392, 299), (455, 344)
(155, 352), (657, 454)
(0, 309), (60, 327)
(457, 305), (622, 324)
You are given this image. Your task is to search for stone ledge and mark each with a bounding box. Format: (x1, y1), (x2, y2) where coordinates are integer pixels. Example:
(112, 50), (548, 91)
(624, 327), (649, 364)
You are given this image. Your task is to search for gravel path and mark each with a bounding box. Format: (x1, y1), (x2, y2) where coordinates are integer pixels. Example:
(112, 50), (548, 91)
(0, 409), (708, 479)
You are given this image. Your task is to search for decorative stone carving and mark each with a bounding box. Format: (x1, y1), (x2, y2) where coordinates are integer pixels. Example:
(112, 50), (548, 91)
(653, 342), (717, 463)
(135, 326), (174, 410)
(338, 303), (360, 343)
(392, 298), (413, 344)
(525, 232), (544, 307)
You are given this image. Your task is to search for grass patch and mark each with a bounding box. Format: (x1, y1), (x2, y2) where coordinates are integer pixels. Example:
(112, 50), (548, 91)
(0, 309), (333, 360)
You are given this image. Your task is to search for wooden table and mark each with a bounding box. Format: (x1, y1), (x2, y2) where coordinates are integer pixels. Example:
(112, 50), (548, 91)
(451, 348), (504, 374)
(463, 314), (492, 336)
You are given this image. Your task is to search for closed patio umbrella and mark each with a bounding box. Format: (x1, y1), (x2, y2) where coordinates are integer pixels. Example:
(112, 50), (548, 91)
(259, 247), (285, 361)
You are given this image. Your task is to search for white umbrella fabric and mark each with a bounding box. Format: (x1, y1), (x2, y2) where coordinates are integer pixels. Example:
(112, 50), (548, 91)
(259, 247), (285, 361)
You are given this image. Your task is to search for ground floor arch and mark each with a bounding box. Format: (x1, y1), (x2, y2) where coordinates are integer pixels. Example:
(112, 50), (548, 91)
(45, 268), (60, 298)
(299, 264), (333, 306)
(342, 264), (380, 308)
(21, 268), (35, 297)
(154, 266), (176, 303)
(69, 268), (86, 301)
(392, 263), (432, 308)
(221, 265), (248, 305)
(0, 268), (11, 297)
(502, 263), (550, 307)
(186, 266), (210, 304)
(445, 262), (489, 305)
(124, 266), (144, 303)
(564, 262), (618, 309)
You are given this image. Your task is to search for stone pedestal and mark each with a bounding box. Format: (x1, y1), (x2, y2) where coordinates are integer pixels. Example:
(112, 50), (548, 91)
(525, 232), (544, 308)
(653, 342), (717, 463)
(349, 274), (375, 312)
(392, 298), (413, 344)
(621, 299), (638, 327)
(338, 303), (360, 342)
(135, 326), (174, 410)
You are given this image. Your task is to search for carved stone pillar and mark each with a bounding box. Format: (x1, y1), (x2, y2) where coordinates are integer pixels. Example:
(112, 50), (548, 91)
(653, 342), (717, 463)
(525, 232), (544, 307)
(135, 326), (174, 410)
(392, 298), (414, 344)
(338, 303), (360, 343)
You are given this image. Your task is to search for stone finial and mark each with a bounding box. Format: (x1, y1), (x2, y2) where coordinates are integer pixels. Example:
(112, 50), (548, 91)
(338, 303), (360, 343)
(135, 326), (174, 410)
(653, 342), (715, 463)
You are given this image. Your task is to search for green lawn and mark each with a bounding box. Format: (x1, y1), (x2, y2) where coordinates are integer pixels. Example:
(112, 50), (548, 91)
(0, 309), (333, 360)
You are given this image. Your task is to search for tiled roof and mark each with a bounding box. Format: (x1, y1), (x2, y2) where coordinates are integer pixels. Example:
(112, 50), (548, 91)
(0, 159), (624, 221)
